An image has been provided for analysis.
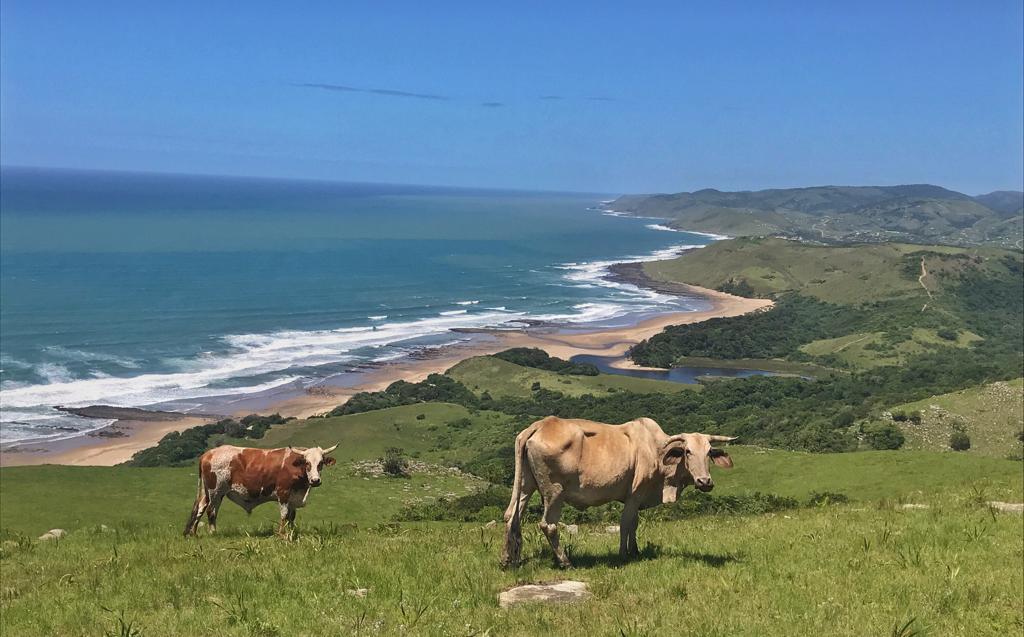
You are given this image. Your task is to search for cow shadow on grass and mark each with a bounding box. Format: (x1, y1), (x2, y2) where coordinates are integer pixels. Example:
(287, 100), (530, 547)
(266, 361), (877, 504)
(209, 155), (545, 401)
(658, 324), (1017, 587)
(554, 544), (743, 570)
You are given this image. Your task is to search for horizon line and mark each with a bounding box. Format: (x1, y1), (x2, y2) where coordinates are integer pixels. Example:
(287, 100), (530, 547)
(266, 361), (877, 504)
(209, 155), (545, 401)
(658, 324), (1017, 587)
(1, 163), (1020, 198)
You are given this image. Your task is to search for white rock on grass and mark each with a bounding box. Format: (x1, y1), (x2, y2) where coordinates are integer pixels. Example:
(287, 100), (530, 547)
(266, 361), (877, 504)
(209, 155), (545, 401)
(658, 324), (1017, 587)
(900, 504), (930, 510)
(38, 529), (66, 541)
(988, 501), (1024, 514)
(346, 588), (369, 598)
(604, 525), (620, 534)
(498, 581), (591, 609)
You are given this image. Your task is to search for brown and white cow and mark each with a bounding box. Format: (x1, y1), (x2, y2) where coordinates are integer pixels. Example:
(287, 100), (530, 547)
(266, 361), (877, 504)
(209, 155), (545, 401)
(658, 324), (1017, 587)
(184, 444), (338, 537)
(500, 416), (735, 568)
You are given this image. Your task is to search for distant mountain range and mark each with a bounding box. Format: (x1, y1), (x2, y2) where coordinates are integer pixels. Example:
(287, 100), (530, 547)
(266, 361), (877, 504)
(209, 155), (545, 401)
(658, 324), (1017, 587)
(609, 185), (1023, 248)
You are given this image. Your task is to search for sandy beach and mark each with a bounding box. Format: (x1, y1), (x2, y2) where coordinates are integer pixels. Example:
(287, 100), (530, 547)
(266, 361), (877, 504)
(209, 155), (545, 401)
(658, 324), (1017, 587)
(0, 283), (771, 467)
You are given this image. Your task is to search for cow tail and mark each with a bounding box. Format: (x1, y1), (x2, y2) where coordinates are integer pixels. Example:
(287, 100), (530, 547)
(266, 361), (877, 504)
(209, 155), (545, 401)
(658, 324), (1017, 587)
(504, 422), (537, 523)
(501, 421), (542, 567)
(183, 470), (206, 537)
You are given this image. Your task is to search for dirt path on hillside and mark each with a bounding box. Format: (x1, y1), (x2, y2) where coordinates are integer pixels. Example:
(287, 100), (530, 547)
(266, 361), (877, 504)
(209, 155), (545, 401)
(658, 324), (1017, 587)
(918, 257), (933, 311)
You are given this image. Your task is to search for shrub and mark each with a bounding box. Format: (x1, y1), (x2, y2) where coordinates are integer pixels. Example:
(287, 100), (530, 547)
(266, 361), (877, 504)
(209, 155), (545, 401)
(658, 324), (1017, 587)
(908, 411), (923, 425)
(380, 447), (410, 477)
(890, 410), (908, 422)
(863, 422), (905, 450)
(124, 413), (290, 467)
(832, 408), (855, 428)
(492, 348), (599, 376)
(937, 328), (958, 341)
(949, 431), (971, 451)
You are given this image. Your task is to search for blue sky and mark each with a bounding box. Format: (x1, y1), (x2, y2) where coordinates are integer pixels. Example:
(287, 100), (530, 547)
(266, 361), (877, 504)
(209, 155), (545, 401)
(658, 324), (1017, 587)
(1, 1), (1021, 194)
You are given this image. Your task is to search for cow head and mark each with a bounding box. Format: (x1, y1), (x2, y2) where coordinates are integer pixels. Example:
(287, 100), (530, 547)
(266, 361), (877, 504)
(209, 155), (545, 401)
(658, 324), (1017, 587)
(291, 445), (338, 487)
(661, 433), (736, 494)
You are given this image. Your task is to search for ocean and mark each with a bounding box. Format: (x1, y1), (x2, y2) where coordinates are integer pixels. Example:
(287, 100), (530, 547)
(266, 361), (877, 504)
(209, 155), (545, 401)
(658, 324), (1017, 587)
(0, 167), (713, 445)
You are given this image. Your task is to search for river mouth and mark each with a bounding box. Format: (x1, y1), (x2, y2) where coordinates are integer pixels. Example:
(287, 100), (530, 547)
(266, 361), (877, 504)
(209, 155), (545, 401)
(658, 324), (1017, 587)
(570, 354), (782, 384)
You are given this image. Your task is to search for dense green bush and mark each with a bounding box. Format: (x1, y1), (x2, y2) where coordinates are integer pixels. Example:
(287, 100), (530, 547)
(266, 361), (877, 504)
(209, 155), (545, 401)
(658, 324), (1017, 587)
(380, 447), (410, 477)
(124, 413), (291, 467)
(394, 487), (845, 524)
(863, 422), (906, 450)
(949, 431), (971, 451)
(493, 348), (599, 375)
(326, 373), (480, 417)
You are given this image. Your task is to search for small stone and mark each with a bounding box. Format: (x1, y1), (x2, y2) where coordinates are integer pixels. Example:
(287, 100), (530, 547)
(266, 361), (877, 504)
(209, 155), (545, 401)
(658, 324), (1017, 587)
(900, 504), (929, 510)
(604, 525), (620, 534)
(988, 501), (1024, 514)
(498, 580), (591, 609)
(38, 529), (66, 541)
(346, 588), (368, 598)
(484, 520), (497, 529)
(563, 524), (579, 536)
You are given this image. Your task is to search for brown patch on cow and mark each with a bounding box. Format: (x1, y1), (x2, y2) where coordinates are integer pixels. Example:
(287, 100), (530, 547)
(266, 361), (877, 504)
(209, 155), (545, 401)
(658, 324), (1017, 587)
(228, 448), (308, 502)
(201, 457), (216, 490)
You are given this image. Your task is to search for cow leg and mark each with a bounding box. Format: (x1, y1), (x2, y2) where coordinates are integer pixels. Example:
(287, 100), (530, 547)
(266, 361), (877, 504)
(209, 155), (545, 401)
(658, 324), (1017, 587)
(206, 490), (225, 534)
(184, 487), (210, 537)
(539, 497), (571, 568)
(619, 502), (640, 558)
(277, 502), (298, 539)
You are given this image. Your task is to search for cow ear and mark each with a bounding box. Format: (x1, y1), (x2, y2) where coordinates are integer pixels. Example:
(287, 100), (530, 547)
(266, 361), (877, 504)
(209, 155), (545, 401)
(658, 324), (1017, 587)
(323, 457), (336, 466)
(710, 449), (734, 469)
(663, 446), (685, 466)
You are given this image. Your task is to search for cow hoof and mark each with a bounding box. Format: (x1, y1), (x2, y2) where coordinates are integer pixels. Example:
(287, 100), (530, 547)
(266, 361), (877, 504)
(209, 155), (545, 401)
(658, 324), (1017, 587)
(556, 560), (573, 570)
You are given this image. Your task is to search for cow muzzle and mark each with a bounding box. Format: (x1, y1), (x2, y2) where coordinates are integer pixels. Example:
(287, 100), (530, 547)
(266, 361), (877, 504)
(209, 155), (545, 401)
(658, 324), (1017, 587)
(309, 478), (322, 487)
(695, 477), (714, 492)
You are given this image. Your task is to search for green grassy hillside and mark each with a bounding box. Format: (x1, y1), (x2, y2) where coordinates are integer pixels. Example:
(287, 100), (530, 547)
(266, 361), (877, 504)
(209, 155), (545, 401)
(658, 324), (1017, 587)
(632, 237), (1021, 371)
(890, 379), (1024, 458)
(1, 452), (1020, 635)
(447, 355), (695, 398)
(612, 184), (1023, 248)
(643, 238), (990, 304)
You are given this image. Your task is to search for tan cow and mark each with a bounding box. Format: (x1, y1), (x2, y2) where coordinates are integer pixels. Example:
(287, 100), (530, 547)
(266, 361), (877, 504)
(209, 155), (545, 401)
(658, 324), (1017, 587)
(184, 445), (338, 538)
(500, 416), (735, 568)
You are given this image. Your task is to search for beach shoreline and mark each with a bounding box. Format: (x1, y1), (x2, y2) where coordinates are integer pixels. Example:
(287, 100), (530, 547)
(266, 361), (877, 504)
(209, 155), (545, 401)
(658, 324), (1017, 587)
(0, 273), (772, 467)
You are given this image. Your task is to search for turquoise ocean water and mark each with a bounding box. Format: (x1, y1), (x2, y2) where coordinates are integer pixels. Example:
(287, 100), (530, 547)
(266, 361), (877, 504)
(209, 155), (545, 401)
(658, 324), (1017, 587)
(0, 167), (713, 444)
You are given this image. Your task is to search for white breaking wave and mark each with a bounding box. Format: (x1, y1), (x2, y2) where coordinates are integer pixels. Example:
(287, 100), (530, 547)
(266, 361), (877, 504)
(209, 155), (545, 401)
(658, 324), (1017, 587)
(0, 310), (522, 418)
(546, 242), (707, 323)
(455, 300), (480, 306)
(439, 309), (467, 316)
(368, 315), (388, 320)
(645, 223), (678, 232)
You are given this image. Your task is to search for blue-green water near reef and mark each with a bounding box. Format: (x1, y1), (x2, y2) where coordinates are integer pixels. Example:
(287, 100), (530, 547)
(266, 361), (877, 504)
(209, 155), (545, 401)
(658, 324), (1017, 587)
(0, 167), (713, 443)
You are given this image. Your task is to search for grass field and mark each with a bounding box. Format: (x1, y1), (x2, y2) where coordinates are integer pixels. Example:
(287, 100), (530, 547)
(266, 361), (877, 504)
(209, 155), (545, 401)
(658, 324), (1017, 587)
(799, 328), (982, 368)
(447, 356), (696, 398)
(642, 238), (990, 304)
(229, 402), (517, 466)
(1, 457), (1020, 636)
(890, 379), (1024, 458)
(3, 448), (1019, 539)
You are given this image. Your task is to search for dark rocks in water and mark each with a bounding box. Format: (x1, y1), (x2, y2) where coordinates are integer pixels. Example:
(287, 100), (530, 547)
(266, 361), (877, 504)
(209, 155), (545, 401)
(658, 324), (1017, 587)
(55, 405), (210, 421)
(88, 428), (129, 438)
(605, 261), (704, 298)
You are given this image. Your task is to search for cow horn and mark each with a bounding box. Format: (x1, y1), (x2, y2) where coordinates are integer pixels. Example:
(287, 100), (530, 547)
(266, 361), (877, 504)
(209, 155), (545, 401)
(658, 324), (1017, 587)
(707, 435), (738, 443)
(322, 444), (338, 454)
(663, 434), (687, 448)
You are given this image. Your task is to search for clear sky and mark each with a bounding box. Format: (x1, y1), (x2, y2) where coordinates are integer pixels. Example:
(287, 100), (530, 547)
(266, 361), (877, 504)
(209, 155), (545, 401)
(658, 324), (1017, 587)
(1, 1), (1021, 194)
